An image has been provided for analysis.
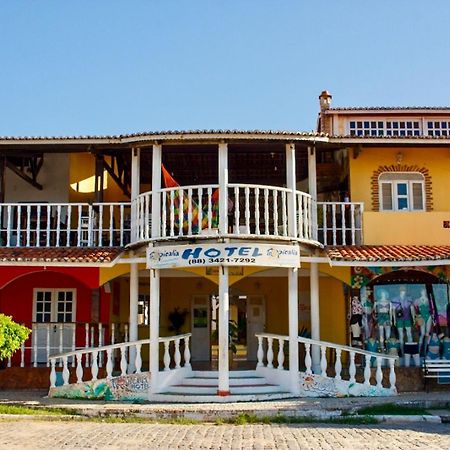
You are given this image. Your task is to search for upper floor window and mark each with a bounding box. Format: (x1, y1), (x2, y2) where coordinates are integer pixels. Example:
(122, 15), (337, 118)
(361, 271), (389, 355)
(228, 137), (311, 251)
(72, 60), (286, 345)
(379, 172), (425, 211)
(349, 120), (421, 137)
(427, 121), (450, 137)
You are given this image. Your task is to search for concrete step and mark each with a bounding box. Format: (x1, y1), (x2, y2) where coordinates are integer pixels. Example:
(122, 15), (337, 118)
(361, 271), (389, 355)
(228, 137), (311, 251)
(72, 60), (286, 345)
(183, 376), (265, 387)
(191, 370), (257, 379)
(149, 392), (294, 403)
(168, 383), (283, 395)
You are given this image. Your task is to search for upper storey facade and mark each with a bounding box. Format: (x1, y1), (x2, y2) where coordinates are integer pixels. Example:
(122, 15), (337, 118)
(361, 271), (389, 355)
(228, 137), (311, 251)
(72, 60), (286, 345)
(318, 91), (450, 246)
(1, 131), (356, 252)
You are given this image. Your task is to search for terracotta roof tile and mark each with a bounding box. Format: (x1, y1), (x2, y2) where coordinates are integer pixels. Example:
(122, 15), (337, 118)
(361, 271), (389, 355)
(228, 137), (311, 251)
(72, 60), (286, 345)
(0, 247), (123, 264)
(326, 245), (450, 263)
(0, 129), (326, 141)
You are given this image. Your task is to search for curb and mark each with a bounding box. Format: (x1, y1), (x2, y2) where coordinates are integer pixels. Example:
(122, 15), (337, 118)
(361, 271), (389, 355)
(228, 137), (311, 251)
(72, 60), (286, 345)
(370, 414), (443, 424)
(0, 411), (446, 424)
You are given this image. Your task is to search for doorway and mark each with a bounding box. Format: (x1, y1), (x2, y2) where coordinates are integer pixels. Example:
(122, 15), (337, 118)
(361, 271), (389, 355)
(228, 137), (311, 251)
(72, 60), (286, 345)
(190, 291), (266, 365)
(32, 289), (76, 363)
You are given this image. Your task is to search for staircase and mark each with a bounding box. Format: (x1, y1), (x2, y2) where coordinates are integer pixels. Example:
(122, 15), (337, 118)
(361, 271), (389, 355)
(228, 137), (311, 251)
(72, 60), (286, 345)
(150, 370), (293, 403)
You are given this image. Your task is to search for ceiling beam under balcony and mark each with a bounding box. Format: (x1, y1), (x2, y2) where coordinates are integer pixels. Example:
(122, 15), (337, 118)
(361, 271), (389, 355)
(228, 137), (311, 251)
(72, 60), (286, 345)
(101, 154), (131, 198)
(6, 155), (44, 190)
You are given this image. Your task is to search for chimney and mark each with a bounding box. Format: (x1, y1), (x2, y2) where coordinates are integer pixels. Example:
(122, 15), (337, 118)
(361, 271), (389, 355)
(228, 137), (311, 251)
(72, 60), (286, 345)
(319, 90), (332, 112)
(318, 90), (333, 134)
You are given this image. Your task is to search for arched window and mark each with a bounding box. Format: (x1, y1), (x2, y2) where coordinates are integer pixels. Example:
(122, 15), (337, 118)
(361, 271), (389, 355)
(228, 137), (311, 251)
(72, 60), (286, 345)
(378, 172), (425, 211)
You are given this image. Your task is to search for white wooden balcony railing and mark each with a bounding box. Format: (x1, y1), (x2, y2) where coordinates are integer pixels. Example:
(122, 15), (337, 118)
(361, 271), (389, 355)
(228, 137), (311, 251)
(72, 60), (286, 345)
(133, 184), (316, 243)
(256, 333), (397, 392)
(48, 333), (191, 388)
(317, 202), (364, 245)
(0, 190), (363, 248)
(7, 322), (129, 368)
(0, 202), (131, 248)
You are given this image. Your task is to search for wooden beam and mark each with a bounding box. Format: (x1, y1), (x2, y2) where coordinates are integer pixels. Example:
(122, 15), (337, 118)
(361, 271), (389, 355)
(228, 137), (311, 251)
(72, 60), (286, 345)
(6, 160), (43, 190)
(103, 155), (131, 198)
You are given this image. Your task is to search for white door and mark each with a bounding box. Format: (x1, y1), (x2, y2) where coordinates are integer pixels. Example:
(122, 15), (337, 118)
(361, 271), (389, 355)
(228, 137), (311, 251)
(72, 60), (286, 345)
(33, 289), (76, 363)
(191, 295), (210, 361)
(246, 295), (266, 361)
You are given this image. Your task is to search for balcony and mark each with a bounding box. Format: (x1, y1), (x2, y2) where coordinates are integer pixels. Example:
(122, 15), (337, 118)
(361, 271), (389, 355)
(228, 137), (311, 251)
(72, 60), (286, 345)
(0, 202), (131, 248)
(0, 186), (364, 250)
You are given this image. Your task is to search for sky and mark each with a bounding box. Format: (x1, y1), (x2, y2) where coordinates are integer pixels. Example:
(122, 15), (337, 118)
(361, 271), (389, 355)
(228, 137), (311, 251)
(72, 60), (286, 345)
(0, 0), (449, 136)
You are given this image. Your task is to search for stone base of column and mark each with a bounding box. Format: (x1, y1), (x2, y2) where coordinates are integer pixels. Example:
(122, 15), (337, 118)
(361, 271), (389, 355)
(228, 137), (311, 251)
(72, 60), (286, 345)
(217, 390), (230, 396)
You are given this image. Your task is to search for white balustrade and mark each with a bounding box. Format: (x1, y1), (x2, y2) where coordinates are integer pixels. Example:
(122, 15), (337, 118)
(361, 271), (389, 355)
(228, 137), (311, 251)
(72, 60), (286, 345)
(131, 184), (322, 244)
(317, 201), (364, 245)
(256, 333), (397, 391)
(255, 333), (288, 370)
(0, 202), (131, 248)
(7, 322), (128, 369)
(48, 333), (191, 389)
(159, 334), (192, 372)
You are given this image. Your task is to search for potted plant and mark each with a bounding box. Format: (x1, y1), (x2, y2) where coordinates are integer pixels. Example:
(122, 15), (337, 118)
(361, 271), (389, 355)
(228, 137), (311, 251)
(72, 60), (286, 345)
(168, 307), (189, 334)
(0, 314), (31, 368)
(212, 319), (239, 366)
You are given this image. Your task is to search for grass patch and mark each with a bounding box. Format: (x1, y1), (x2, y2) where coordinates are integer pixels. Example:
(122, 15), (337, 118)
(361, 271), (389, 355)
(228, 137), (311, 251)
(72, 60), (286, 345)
(221, 413), (378, 426)
(356, 403), (429, 416)
(0, 404), (77, 416)
(86, 416), (203, 425)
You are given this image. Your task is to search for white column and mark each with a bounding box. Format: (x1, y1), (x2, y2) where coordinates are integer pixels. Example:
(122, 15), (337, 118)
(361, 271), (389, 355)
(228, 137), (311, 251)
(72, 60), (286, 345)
(128, 262), (139, 372)
(310, 262), (320, 372)
(131, 147), (141, 241)
(218, 142), (228, 235)
(308, 146), (318, 240)
(149, 268), (160, 394)
(288, 268), (300, 395)
(286, 143), (297, 238)
(218, 266), (230, 395)
(151, 144), (162, 239)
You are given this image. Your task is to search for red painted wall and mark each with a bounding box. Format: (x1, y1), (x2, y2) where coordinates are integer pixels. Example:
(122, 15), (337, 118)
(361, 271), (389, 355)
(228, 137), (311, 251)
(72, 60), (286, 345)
(0, 267), (109, 366)
(0, 266), (100, 291)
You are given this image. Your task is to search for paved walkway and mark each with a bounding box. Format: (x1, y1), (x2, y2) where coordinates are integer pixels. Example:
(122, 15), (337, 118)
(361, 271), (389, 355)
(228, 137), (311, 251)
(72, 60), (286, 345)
(0, 420), (448, 449)
(0, 390), (449, 420)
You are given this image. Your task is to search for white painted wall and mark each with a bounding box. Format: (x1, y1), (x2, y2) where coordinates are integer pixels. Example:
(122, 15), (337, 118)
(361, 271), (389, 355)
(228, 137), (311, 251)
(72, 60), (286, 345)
(5, 153), (69, 203)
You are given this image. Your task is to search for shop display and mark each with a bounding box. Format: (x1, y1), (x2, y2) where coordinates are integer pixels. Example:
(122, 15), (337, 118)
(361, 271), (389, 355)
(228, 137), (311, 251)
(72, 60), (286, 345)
(349, 281), (450, 366)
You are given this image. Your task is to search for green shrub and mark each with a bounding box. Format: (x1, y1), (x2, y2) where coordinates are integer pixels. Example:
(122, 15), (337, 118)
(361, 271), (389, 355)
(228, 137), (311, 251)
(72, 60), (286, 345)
(0, 314), (31, 360)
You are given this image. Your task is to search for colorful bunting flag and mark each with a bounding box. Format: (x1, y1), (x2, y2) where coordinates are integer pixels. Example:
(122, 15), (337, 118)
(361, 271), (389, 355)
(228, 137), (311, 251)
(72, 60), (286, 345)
(161, 164), (219, 233)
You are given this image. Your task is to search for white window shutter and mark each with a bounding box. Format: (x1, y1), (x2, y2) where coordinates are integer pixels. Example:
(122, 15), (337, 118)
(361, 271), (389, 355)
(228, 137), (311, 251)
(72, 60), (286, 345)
(411, 182), (424, 210)
(381, 183), (393, 210)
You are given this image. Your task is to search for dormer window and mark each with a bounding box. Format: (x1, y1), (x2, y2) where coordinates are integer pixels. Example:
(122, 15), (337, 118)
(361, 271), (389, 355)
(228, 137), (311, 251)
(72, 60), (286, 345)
(379, 172), (425, 211)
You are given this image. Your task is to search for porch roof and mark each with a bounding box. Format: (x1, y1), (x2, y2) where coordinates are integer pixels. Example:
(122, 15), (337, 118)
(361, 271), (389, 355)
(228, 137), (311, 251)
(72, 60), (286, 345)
(326, 245), (450, 266)
(0, 247), (123, 266)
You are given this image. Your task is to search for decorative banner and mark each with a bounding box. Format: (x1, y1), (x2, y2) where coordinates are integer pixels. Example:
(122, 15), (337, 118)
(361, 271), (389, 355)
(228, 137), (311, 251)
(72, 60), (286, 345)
(147, 243), (300, 269)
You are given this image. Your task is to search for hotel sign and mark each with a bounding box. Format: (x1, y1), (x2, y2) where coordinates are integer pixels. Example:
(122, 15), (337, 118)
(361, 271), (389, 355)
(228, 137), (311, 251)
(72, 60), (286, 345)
(147, 243), (300, 269)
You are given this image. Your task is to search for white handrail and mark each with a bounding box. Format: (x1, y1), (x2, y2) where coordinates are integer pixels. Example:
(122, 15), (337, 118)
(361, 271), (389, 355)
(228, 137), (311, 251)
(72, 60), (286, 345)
(229, 183), (292, 193)
(256, 332), (397, 391)
(316, 201), (364, 245)
(48, 333), (192, 388)
(160, 184), (219, 192)
(297, 335), (397, 361)
(0, 201), (131, 248)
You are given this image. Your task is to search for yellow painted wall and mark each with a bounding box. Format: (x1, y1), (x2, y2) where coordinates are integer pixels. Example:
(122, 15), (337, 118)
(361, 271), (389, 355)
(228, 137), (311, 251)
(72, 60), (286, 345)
(114, 271), (348, 349)
(69, 153), (130, 203)
(349, 146), (450, 212)
(364, 211), (450, 245)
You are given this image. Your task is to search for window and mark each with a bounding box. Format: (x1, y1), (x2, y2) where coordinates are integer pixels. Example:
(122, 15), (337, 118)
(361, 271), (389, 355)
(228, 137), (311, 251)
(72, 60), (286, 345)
(379, 172), (425, 211)
(34, 289), (76, 323)
(427, 120), (450, 137)
(349, 120), (421, 136)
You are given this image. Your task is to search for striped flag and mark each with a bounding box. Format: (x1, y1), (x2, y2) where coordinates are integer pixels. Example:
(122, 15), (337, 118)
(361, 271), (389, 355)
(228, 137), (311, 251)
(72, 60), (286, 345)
(161, 164), (219, 232)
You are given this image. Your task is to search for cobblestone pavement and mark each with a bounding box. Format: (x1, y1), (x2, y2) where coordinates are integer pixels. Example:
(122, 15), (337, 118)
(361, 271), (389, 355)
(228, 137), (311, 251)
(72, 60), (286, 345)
(0, 420), (449, 449)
